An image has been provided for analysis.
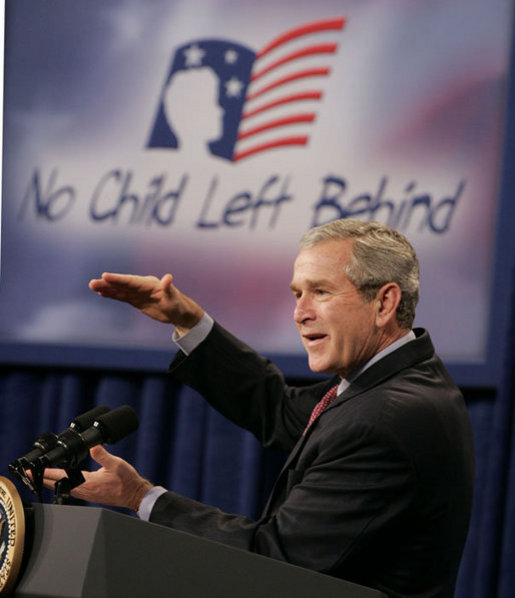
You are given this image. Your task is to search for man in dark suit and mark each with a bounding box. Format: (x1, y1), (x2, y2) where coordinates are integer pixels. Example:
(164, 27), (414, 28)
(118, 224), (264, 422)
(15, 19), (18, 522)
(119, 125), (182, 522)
(43, 219), (474, 598)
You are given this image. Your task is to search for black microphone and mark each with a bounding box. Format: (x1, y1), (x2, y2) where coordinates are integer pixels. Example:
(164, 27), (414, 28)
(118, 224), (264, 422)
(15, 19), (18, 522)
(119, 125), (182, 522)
(13, 432), (58, 470)
(38, 405), (139, 470)
(69, 404), (111, 433)
(9, 405), (111, 472)
(8, 404), (112, 496)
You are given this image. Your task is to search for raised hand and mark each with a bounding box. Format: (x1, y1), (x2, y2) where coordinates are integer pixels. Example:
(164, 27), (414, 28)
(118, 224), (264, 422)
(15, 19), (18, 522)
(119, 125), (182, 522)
(89, 272), (203, 335)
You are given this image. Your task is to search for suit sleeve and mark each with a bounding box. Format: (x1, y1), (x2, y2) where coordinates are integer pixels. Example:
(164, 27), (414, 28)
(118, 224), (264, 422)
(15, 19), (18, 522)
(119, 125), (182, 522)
(161, 322), (415, 573)
(149, 417), (415, 573)
(168, 321), (337, 452)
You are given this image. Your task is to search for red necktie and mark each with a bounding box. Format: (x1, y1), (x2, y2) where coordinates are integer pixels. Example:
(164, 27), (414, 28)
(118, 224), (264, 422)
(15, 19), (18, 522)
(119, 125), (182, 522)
(303, 385), (339, 435)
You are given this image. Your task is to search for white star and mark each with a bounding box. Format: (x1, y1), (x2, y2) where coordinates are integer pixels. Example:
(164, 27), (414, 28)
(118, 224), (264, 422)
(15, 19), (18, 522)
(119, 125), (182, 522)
(225, 76), (244, 98)
(183, 44), (205, 67)
(225, 49), (238, 64)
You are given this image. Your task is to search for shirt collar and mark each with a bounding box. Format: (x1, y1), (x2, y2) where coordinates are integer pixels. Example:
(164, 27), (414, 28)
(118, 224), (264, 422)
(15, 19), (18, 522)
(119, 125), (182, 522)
(337, 330), (416, 395)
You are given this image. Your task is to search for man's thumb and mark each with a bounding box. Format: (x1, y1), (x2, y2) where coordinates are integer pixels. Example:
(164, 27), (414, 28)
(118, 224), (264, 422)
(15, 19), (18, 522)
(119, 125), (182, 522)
(89, 444), (115, 467)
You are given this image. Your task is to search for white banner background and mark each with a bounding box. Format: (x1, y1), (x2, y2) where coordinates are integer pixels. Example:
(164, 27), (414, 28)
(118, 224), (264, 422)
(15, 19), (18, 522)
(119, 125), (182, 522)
(1, 0), (511, 365)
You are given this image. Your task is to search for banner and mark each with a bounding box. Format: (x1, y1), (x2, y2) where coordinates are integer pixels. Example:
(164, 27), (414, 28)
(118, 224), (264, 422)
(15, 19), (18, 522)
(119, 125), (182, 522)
(1, 0), (511, 368)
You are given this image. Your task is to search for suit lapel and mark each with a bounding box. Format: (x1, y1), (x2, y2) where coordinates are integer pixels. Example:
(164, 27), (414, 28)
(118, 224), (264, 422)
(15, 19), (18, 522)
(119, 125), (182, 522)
(260, 329), (434, 518)
(320, 328), (434, 417)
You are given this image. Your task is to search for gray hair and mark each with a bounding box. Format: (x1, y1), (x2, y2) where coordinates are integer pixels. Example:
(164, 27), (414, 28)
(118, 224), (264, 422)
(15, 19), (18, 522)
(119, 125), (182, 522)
(299, 219), (419, 328)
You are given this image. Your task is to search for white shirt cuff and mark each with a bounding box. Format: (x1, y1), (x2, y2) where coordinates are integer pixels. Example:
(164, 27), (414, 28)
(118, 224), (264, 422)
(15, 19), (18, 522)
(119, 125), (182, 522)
(172, 312), (214, 356)
(138, 486), (168, 521)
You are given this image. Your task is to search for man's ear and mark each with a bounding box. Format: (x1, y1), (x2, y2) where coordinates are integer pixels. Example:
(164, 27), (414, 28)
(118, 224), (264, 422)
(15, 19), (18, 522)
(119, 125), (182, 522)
(374, 283), (402, 328)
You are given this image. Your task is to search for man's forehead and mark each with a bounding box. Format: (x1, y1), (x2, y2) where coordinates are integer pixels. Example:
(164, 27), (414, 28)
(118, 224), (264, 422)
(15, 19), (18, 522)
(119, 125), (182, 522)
(294, 239), (352, 267)
(291, 241), (352, 285)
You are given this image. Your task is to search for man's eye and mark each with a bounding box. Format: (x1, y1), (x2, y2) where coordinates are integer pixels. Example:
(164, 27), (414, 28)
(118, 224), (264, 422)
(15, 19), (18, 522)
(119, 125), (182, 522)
(315, 289), (327, 296)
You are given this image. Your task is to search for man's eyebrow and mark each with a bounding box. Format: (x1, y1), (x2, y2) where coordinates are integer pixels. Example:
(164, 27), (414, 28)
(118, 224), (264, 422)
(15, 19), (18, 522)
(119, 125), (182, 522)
(289, 279), (334, 291)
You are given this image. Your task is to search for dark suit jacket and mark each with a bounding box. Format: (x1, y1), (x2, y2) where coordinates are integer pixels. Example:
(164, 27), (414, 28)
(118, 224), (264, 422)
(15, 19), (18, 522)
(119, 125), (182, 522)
(151, 324), (474, 598)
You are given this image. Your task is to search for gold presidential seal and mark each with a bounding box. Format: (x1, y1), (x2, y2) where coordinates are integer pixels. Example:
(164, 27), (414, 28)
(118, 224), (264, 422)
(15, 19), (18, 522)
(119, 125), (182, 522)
(0, 477), (25, 594)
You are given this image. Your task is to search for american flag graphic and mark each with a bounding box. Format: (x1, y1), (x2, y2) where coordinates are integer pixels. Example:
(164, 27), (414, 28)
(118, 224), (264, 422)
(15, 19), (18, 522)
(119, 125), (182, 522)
(147, 17), (346, 162)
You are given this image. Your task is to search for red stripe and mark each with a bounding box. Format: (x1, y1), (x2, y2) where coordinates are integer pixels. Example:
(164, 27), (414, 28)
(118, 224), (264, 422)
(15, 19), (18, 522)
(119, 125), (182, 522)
(251, 43), (338, 81)
(233, 136), (309, 162)
(242, 92), (323, 119)
(238, 113), (315, 140)
(256, 17), (346, 59)
(246, 68), (330, 101)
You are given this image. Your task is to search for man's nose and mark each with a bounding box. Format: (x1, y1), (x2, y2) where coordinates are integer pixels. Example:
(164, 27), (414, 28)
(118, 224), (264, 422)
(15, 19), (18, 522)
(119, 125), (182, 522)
(294, 297), (315, 323)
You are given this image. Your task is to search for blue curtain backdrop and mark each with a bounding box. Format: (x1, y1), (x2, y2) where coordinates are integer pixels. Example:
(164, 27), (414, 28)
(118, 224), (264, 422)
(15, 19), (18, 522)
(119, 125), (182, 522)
(1, 301), (514, 598)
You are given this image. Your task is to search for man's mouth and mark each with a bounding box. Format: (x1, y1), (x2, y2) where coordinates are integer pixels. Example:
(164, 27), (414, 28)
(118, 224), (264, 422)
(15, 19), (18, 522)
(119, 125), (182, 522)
(303, 333), (327, 346)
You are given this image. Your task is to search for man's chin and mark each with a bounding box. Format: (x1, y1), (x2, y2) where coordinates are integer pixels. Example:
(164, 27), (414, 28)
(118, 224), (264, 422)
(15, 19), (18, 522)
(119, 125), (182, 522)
(307, 357), (332, 375)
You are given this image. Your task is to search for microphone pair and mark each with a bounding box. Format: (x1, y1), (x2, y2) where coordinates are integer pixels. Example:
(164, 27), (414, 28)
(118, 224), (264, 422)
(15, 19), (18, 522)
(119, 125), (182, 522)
(8, 405), (139, 498)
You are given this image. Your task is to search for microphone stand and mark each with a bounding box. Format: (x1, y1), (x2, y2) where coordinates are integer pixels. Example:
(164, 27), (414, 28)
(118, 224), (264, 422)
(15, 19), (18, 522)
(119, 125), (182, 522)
(8, 459), (43, 502)
(54, 467), (85, 505)
(10, 405), (138, 504)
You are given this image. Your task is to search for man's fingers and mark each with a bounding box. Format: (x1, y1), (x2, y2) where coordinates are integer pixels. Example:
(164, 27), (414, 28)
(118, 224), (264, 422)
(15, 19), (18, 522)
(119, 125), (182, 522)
(101, 272), (126, 281)
(89, 278), (104, 291)
(160, 273), (174, 295)
(89, 444), (116, 468)
(89, 272), (133, 289)
(40, 467), (67, 482)
(160, 273), (173, 285)
(41, 467), (69, 490)
(101, 272), (152, 286)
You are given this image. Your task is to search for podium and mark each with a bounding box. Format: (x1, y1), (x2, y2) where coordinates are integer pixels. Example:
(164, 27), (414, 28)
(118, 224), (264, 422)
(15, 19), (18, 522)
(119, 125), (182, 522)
(14, 504), (386, 598)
